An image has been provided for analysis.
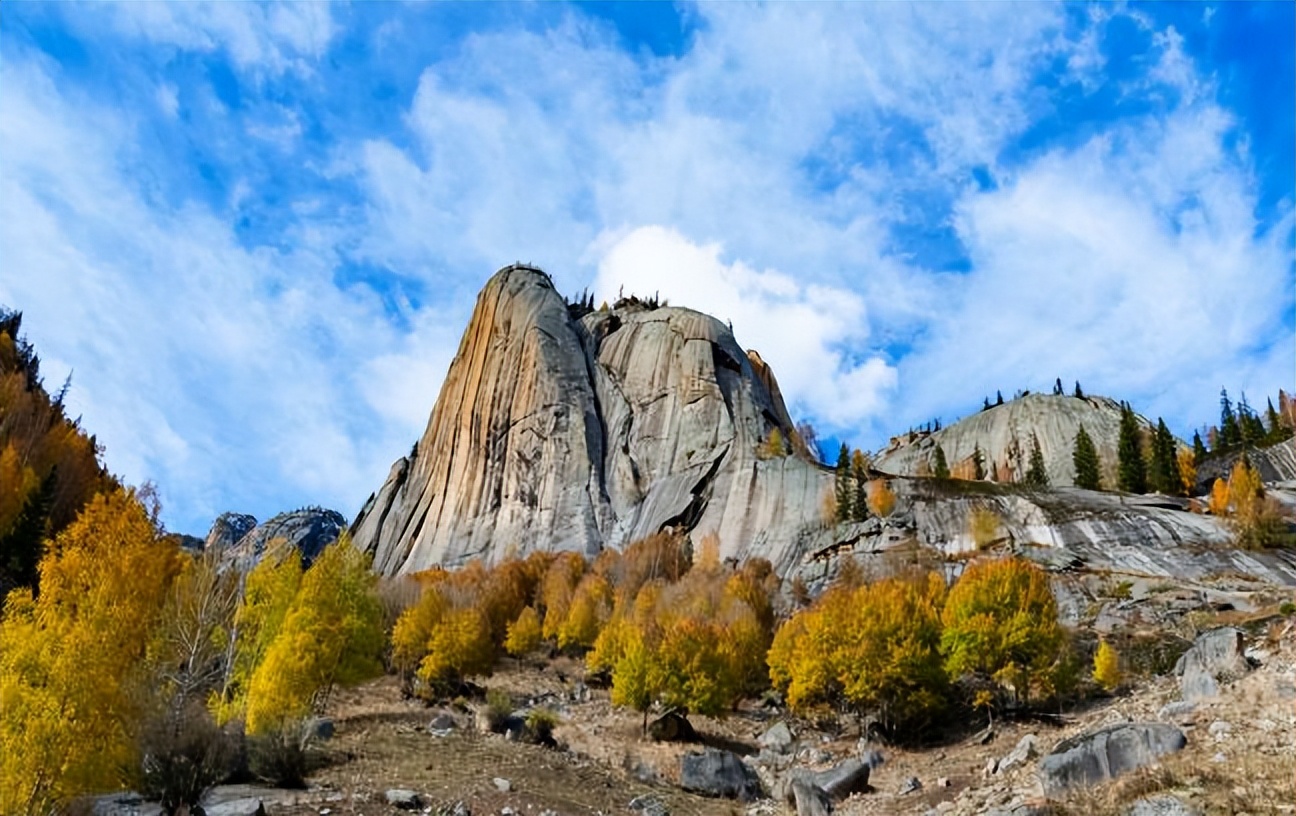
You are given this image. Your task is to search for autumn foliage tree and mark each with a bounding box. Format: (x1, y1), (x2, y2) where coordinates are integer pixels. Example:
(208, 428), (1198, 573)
(1092, 640), (1121, 692)
(940, 557), (1065, 709)
(0, 488), (182, 815)
(0, 309), (116, 595)
(768, 570), (948, 732)
(243, 536), (384, 735)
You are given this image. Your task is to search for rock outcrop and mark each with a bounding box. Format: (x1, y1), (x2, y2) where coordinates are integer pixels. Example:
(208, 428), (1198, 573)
(873, 393), (1147, 487)
(219, 507), (347, 571)
(352, 265), (831, 575)
(1037, 722), (1186, 796)
(204, 512), (258, 551)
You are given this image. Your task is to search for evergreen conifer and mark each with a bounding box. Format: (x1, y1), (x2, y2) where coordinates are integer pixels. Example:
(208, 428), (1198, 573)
(1117, 402), (1148, 493)
(932, 445), (950, 480)
(1024, 434), (1049, 488)
(1072, 425), (1100, 490)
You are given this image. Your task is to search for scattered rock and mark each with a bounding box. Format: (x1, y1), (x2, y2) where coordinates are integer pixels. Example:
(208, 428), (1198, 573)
(1038, 722), (1187, 796)
(309, 717), (334, 741)
(1157, 701), (1197, 724)
(936, 777), (951, 788)
(649, 710), (697, 743)
(493, 777), (512, 792)
(384, 789), (422, 810)
(898, 776), (922, 795)
(997, 734), (1038, 774)
(759, 721), (795, 753)
(1175, 627), (1248, 701)
(628, 793), (669, 816)
(791, 779), (833, 816)
(1127, 794), (1202, 816)
(1208, 720), (1232, 739)
(428, 713), (457, 734)
(983, 758), (999, 777)
(858, 748), (885, 770)
(781, 757), (871, 803)
(680, 748), (762, 801)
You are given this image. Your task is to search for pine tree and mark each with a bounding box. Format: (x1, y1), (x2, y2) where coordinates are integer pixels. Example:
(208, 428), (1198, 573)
(932, 445), (950, 480)
(996, 390), (1004, 406)
(850, 450), (870, 522)
(983, 396), (991, 411)
(1053, 378), (1063, 396)
(1074, 381), (1084, 398)
(1072, 425), (1100, 490)
(1265, 398), (1284, 444)
(1148, 418), (1181, 495)
(834, 444), (851, 523)
(1219, 389), (1241, 451)
(1024, 434), (1049, 488)
(1117, 402), (1148, 494)
(1192, 431), (1207, 465)
(1238, 393), (1265, 448)
(972, 444), (986, 480)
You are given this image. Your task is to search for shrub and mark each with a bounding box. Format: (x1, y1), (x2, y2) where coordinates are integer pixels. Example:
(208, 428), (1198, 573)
(1092, 640), (1121, 692)
(483, 688), (514, 733)
(524, 708), (560, 745)
(136, 703), (238, 815)
(247, 719), (314, 788)
(1280, 601), (1296, 617)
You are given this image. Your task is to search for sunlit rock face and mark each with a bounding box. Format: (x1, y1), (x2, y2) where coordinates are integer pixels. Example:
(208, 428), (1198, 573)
(351, 264), (830, 576)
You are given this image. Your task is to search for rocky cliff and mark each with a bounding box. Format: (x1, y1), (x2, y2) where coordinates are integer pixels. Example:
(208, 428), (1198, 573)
(211, 507), (347, 571)
(352, 265), (833, 576)
(873, 393), (1147, 487)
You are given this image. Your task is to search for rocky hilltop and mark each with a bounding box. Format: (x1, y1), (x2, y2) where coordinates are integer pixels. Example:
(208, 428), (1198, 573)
(352, 265), (832, 575)
(206, 507), (346, 571)
(873, 393), (1142, 487)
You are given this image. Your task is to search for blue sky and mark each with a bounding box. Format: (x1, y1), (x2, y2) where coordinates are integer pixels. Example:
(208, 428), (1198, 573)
(2, 2), (1292, 536)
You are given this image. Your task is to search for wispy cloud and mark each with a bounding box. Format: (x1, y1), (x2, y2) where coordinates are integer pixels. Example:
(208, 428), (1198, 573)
(1, 2), (1290, 533)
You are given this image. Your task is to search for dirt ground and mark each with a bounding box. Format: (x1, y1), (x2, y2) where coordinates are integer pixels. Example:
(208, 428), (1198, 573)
(256, 621), (1295, 816)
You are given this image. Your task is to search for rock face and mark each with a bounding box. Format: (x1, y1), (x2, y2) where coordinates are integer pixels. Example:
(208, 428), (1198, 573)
(873, 393), (1146, 487)
(204, 512), (258, 551)
(1037, 722), (1186, 796)
(352, 265), (831, 575)
(221, 507), (347, 571)
(1196, 437), (1296, 488)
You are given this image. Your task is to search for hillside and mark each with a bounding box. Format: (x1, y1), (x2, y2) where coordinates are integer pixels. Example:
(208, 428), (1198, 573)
(873, 393), (1140, 488)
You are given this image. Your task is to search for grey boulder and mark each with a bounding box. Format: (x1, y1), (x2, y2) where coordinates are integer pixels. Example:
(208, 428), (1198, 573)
(791, 779), (834, 816)
(1038, 723), (1186, 796)
(680, 748), (762, 801)
(1174, 628), (1248, 701)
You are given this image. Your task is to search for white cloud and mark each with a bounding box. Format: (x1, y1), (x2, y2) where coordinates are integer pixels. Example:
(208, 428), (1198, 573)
(0, 56), (449, 532)
(155, 82), (179, 118)
(899, 88), (1293, 431)
(101, 3), (336, 76)
(592, 226), (897, 428)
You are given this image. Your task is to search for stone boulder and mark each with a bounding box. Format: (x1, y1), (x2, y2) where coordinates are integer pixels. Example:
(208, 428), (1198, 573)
(791, 779), (833, 816)
(780, 758), (871, 803)
(759, 721), (795, 753)
(1038, 723), (1186, 796)
(648, 710), (696, 743)
(680, 748), (762, 801)
(1174, 627), (1248, 701)
(1127, 795), (1201, 816)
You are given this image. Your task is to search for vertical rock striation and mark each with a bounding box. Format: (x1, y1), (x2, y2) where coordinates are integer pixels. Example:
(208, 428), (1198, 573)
(351, 265), (833, 576)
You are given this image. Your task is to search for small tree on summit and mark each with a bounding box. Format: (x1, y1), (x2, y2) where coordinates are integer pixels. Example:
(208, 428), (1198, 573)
(1053, 378), (1064, 396)
(1024, 434), (1049, 488)
(1117, 402), (1147, 494)
(1218, 389), (1242, 452)
(1073, 381), (1084, 398)
(1072, 425), (1100, 490)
